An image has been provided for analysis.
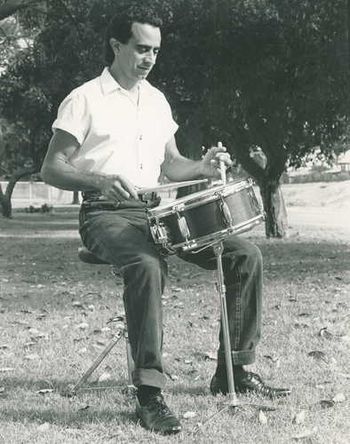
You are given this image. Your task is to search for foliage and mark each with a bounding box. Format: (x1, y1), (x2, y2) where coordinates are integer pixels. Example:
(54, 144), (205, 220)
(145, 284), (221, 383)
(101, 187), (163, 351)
(153, 0), (350, 183)
(0, 49), (52, 175)
(0, 0), (349, 229)
(2, 0), (348, 174)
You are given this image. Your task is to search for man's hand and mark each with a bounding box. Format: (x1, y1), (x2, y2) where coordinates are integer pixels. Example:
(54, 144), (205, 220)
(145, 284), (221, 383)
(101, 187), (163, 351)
(200, 142), (233, 179)
(99, 174), (139, 202)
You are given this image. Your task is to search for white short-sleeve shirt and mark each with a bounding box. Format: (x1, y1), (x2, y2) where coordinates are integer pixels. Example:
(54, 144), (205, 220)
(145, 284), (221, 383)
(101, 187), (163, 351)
(52, 68), (178, 188)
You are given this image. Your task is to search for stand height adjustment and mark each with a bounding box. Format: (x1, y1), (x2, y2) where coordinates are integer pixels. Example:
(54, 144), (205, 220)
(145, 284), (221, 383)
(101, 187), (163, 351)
(213, 241), (239, 406)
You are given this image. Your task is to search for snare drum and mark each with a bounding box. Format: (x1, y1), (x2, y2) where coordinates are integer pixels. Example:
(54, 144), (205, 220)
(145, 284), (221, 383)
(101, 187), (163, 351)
(147, 179), (264, 253)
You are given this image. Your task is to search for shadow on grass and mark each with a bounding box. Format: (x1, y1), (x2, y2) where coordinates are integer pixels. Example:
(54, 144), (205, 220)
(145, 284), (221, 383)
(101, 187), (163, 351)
(0, 407), (134, 427)
(255, 239), (350, 277)
(0, 211), (79, 233)
(0, 376), (137, 426)
(170, 383), (208, 396)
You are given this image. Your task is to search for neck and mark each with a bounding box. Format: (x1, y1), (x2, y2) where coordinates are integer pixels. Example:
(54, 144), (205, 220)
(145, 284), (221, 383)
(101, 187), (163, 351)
(108, 64), (139, 91)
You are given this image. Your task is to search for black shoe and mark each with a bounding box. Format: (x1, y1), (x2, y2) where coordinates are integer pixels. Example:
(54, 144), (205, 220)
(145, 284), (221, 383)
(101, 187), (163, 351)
(136, 394), (182, 435)
(210, 371), (291, 400)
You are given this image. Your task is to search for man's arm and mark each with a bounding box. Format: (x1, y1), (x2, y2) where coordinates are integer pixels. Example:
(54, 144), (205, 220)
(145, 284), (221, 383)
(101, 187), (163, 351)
(161, 136), (232, 181)
(41, 129), (138, 201)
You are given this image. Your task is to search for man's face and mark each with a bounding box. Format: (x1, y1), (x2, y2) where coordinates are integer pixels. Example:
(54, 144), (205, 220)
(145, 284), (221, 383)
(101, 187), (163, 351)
(113, 22), (161, 84)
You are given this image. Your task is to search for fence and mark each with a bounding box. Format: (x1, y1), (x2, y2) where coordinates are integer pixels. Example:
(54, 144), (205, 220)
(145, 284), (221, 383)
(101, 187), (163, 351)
(0, 181), (76, 207)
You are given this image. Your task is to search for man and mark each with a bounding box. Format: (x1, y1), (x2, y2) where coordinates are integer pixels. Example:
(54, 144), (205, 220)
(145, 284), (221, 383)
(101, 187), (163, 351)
(41, 7), (290, 435)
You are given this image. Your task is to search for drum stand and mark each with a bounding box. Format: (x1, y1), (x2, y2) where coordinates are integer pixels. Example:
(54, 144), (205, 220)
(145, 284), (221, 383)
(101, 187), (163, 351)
(197, 240), (275, 433)
(213, 241), (238, 405)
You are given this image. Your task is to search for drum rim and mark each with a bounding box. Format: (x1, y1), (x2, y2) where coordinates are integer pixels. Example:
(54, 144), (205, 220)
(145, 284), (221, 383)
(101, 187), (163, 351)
(171, 215), (264, 251)
(147, 178), (254, 217)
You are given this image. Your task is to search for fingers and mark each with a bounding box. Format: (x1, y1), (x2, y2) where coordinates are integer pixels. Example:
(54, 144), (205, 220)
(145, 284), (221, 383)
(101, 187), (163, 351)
(204, 142), (232, 165)
(101, 175), (138, 202)
(208, 151), (233, 168)
(117, 176), (139, 199)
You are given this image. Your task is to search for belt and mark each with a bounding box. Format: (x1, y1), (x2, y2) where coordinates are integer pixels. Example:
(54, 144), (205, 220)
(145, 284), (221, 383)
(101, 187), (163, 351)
(81, 191), (161, 209)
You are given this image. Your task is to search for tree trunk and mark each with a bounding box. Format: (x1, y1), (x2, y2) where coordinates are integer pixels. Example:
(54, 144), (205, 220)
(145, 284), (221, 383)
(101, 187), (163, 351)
(72, 190), (80, 205)
(0, 167), (37, 218)
(259, 179), (288, 238)
(0, 190), (12, 218)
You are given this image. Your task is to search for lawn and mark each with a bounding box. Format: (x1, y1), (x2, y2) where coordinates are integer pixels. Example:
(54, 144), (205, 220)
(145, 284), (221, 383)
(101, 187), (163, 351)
(0, 184), (349, 443)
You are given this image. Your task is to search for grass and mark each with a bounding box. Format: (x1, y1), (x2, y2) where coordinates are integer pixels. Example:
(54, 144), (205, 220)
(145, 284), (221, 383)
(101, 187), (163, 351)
(0, 205), (349, 443)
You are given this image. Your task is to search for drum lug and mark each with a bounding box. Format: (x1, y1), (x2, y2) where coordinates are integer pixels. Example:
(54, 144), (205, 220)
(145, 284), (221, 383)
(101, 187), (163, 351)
(216, 193), (233, 228)
(174, 206), (191, 241)
(150, 220), (167, 244)
(173, 203), (185, 213)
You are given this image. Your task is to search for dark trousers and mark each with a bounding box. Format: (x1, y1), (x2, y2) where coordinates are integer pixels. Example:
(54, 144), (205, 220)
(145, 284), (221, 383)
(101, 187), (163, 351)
(79, 201), (262, 389)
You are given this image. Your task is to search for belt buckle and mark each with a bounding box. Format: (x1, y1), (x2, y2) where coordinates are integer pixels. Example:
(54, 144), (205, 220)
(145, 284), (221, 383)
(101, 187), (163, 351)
(139, 192), (160, 207)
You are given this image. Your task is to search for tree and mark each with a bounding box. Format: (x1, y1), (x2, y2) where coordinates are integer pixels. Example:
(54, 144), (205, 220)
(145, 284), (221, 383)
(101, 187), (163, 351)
(0, 0), (42, 21)
(0, 1), (46, 216)
(154, 0), (350, 237)
(0, 120), (37, 216)
(0, 0), (349, 233)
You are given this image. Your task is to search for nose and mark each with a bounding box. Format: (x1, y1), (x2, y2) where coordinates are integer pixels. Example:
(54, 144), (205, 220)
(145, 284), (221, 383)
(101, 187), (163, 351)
(144, 50), (156, 65)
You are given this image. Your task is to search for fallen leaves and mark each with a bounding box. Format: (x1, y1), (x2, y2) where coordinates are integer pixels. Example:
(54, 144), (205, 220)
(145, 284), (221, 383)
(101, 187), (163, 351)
(36, 388), (54, 395)
(332, 393), (346, 403)
(319, 399), (335, 409)
(293, 410), (307, 424)
(263, 354), (280, 367)
(258, 410), (268, 425)
(76, 322), (89, 331)
(24, 353), (40, 361)
(37, 422), (50, 432)
(97, 370), (113, 383)
(167, 373), (179, 381)
(183, 411), (197, 419)
(28, 328), (48, 340)
(307, 350), (329, 363)
(203, 351), (217, 361)
(292, 428), (317, 441)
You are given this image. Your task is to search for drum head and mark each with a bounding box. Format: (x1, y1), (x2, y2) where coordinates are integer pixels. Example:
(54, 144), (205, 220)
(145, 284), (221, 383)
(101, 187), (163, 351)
(148, 179), (252, 217)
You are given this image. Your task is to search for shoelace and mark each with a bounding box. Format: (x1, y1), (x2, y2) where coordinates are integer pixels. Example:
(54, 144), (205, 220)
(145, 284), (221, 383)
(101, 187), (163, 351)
(147, 395), (172, 417)
(240, 373), (277, 397)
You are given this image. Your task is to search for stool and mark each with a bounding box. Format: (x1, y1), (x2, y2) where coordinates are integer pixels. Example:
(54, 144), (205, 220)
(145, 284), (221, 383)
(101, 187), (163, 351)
(68, 246), (134, 396)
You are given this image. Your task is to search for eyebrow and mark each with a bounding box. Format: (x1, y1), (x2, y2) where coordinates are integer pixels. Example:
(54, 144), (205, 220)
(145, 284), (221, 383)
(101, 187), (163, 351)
(136, 44), (160, 51)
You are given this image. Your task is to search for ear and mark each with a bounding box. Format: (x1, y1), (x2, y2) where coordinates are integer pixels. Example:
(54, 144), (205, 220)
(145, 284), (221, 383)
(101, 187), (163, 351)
(109, 38), (121, 54)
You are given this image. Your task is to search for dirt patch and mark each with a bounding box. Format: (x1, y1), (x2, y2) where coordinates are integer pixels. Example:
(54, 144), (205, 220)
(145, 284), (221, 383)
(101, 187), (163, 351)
(282, 180), (350, 208)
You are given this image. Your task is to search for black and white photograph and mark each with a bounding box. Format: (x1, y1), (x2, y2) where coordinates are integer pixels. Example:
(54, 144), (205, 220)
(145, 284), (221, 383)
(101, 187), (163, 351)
(0, 1), (349, 442)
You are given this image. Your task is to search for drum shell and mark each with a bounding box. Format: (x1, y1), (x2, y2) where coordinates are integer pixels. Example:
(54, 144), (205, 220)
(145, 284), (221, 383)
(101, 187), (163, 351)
(148, 180), (264, 251)
(167, 188), (259, 244)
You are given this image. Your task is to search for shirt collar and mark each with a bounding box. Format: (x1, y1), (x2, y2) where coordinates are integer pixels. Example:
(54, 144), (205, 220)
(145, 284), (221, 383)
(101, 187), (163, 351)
(100, 67), (149, 95)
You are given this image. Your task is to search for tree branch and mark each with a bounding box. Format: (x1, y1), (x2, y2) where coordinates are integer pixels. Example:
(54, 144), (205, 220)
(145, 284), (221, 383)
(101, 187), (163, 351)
(0, 0), (41, 21)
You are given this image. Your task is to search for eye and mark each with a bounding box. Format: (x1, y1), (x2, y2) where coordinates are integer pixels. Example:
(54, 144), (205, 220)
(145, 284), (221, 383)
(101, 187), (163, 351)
(137, 46), (150, 54)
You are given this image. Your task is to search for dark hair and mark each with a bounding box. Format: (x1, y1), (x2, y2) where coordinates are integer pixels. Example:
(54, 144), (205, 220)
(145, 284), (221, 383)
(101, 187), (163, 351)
(105, 5), (163, 65)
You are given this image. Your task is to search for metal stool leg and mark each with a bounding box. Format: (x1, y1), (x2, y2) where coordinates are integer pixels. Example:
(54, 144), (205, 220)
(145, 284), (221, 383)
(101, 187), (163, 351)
(64, 321), (134, 397)
(125, 331), (134, 387)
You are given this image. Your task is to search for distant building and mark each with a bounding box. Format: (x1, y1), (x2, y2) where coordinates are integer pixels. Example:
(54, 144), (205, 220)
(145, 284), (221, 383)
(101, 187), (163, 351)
(338, 150), (350, 172)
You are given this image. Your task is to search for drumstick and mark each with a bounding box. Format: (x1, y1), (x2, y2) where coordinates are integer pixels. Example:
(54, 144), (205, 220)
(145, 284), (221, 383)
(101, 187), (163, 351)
(138, 178), (209, 194)
(218, 141), (226, 185)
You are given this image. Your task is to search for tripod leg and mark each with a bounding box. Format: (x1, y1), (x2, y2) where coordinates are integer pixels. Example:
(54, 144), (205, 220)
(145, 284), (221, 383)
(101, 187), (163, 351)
(71, 331), (123, 394)
(214, 242), (239, 406)
(125, 332), (134, 386)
